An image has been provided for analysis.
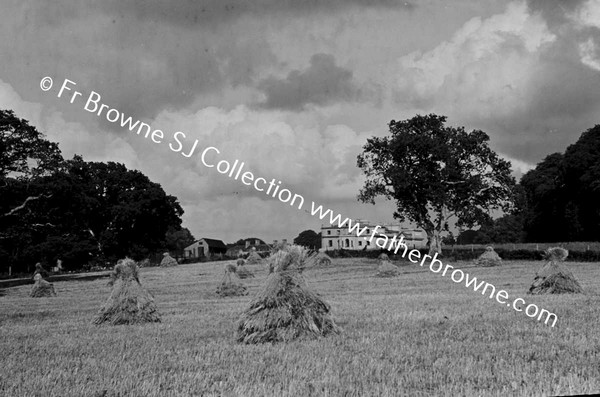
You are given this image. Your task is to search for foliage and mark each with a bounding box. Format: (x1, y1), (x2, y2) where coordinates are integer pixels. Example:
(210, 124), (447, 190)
(0, 110), (186, 273)
(456, 230), (479, 245)
(457, 213), (526, 246)
(442, 232), (456, 245)
(520, 153), (571, 242)
(562, 125), (600, 240)
(165, 227), (196, 253)
(293, 229), (321, 249)
(520, 124), (600, 242)
(62, 156), (184, 262)
(357, 114), (516, 255)
(0, 109), (64, 180)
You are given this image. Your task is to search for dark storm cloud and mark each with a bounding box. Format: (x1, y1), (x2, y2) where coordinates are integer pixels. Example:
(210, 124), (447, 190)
(393, 0), (600, 167)
(526, 0), (586, 27)
(492, 44), (600, 162)
(96, 0), (416, 29)
(3, 0), (414, 130)
(257, 54), (364, 110)
(499, 1), (600, 162)
(2, 0), (278, 129)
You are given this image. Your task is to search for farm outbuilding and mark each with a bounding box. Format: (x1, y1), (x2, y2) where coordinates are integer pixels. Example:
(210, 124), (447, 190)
(184, 238), (228, 259)
(225, 238), (274, 258)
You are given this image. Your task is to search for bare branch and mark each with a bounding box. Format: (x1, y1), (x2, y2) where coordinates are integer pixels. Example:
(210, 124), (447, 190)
(442, 180), (467, 185)
(3, 194), (52, 217)
(31, 223), (56, 228)
(473, 186), (495, 197)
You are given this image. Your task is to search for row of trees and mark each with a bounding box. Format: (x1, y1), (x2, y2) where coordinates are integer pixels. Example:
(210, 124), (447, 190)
(1, 109), (194, 274)
(357, 114), (600, 254)
(454, 125), (600, 245)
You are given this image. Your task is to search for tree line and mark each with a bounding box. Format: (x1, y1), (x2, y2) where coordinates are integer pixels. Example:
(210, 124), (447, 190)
(3, 108), (598, 272)
(452, 124), (600, 245)
(0, 109), (194, 275)
(357, 114), (600, 254)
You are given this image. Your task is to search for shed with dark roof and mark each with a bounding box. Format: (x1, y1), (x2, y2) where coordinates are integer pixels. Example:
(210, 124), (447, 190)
(184, 238), (228, 258)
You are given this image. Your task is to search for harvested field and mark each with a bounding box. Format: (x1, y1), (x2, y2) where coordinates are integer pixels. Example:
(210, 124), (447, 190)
(375, 260), (400, 278)
(475, 246), (502, 267)
(1, 258), (600, 396)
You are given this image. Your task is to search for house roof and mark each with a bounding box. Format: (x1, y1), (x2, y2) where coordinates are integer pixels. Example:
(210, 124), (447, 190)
(226, 237), (267, 249)
(200, 238), (227, 249)
(226, 243), (272, 253)
(253, 244), (272, 252)
(243, 237), (266, 245)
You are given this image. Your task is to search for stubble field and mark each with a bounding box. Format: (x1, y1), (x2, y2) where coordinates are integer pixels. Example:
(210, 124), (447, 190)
(1, 257), (600, 397)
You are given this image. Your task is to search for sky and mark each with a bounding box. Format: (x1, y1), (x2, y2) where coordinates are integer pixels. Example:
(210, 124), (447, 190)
(1, 0), (599, 244)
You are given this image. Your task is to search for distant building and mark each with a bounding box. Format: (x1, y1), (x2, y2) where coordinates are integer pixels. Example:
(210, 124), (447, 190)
(321, 219), (427, 251)
(225, 237), (272, 257)
(184, 238), (228, 258)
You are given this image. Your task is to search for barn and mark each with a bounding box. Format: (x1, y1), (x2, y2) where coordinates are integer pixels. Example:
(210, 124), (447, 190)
(184, 238), (228, 259)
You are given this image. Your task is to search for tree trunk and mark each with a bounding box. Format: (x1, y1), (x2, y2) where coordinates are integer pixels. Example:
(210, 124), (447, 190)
(428, 229), (443, 257)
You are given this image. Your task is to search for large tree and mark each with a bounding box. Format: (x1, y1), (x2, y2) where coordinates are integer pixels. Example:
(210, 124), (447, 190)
(1, 109), (65, 220)
(165, 227), (196, 253)
(520, 124), (600, 242)
(1, 110), (188, 273)
(563, 125), (600, 241)
(293, 230), (321, 249)
(1, 156), (187, 272)
(0, 109), (66, 273)
(65, 156), (185, 261)
(357, 114), (516, 255)
(520, 153), (570, 242)
(0, 109), (63, 181)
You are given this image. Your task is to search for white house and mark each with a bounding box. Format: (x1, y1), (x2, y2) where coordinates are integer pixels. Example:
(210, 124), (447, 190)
(321, 219), (427, 251)
(184, 238), (228, 258)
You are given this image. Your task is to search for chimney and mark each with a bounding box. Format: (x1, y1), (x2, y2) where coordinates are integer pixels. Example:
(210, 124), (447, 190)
(245, 240), (250, 248)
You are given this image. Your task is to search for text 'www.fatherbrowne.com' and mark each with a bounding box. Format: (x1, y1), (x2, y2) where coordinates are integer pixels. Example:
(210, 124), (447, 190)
(309, 205), (559, 328)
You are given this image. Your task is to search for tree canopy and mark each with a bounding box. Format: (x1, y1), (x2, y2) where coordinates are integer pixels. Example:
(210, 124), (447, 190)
(293, 230), (321, 249)
(0, 109), (63, 181)
(520, 125), (600, 242)
(0, 109), (191, 274)
(357, 114), (516, 255)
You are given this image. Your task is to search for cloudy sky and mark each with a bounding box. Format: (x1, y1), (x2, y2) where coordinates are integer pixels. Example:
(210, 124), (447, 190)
(2, 0), (599, 243)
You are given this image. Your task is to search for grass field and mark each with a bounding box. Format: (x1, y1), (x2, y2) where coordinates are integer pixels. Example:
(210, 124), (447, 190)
(447, 241), (600, 252)
(1, 258), (600, 397)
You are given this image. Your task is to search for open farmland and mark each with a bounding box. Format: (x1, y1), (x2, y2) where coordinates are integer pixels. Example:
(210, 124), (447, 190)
(1, 258), (600, 397)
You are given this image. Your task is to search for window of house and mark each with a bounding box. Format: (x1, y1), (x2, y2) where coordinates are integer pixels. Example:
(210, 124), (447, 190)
(367, 241), (370, 246)
(358, 241), (362, 246)
(327, 230), (331, 235)
(328, 240), (333, 247)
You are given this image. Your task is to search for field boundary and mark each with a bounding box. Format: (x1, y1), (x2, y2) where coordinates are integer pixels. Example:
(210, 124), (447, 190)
(0, 271), (111, 289)
(324, 246), (600, 262)
(447, 241), (600, 252)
